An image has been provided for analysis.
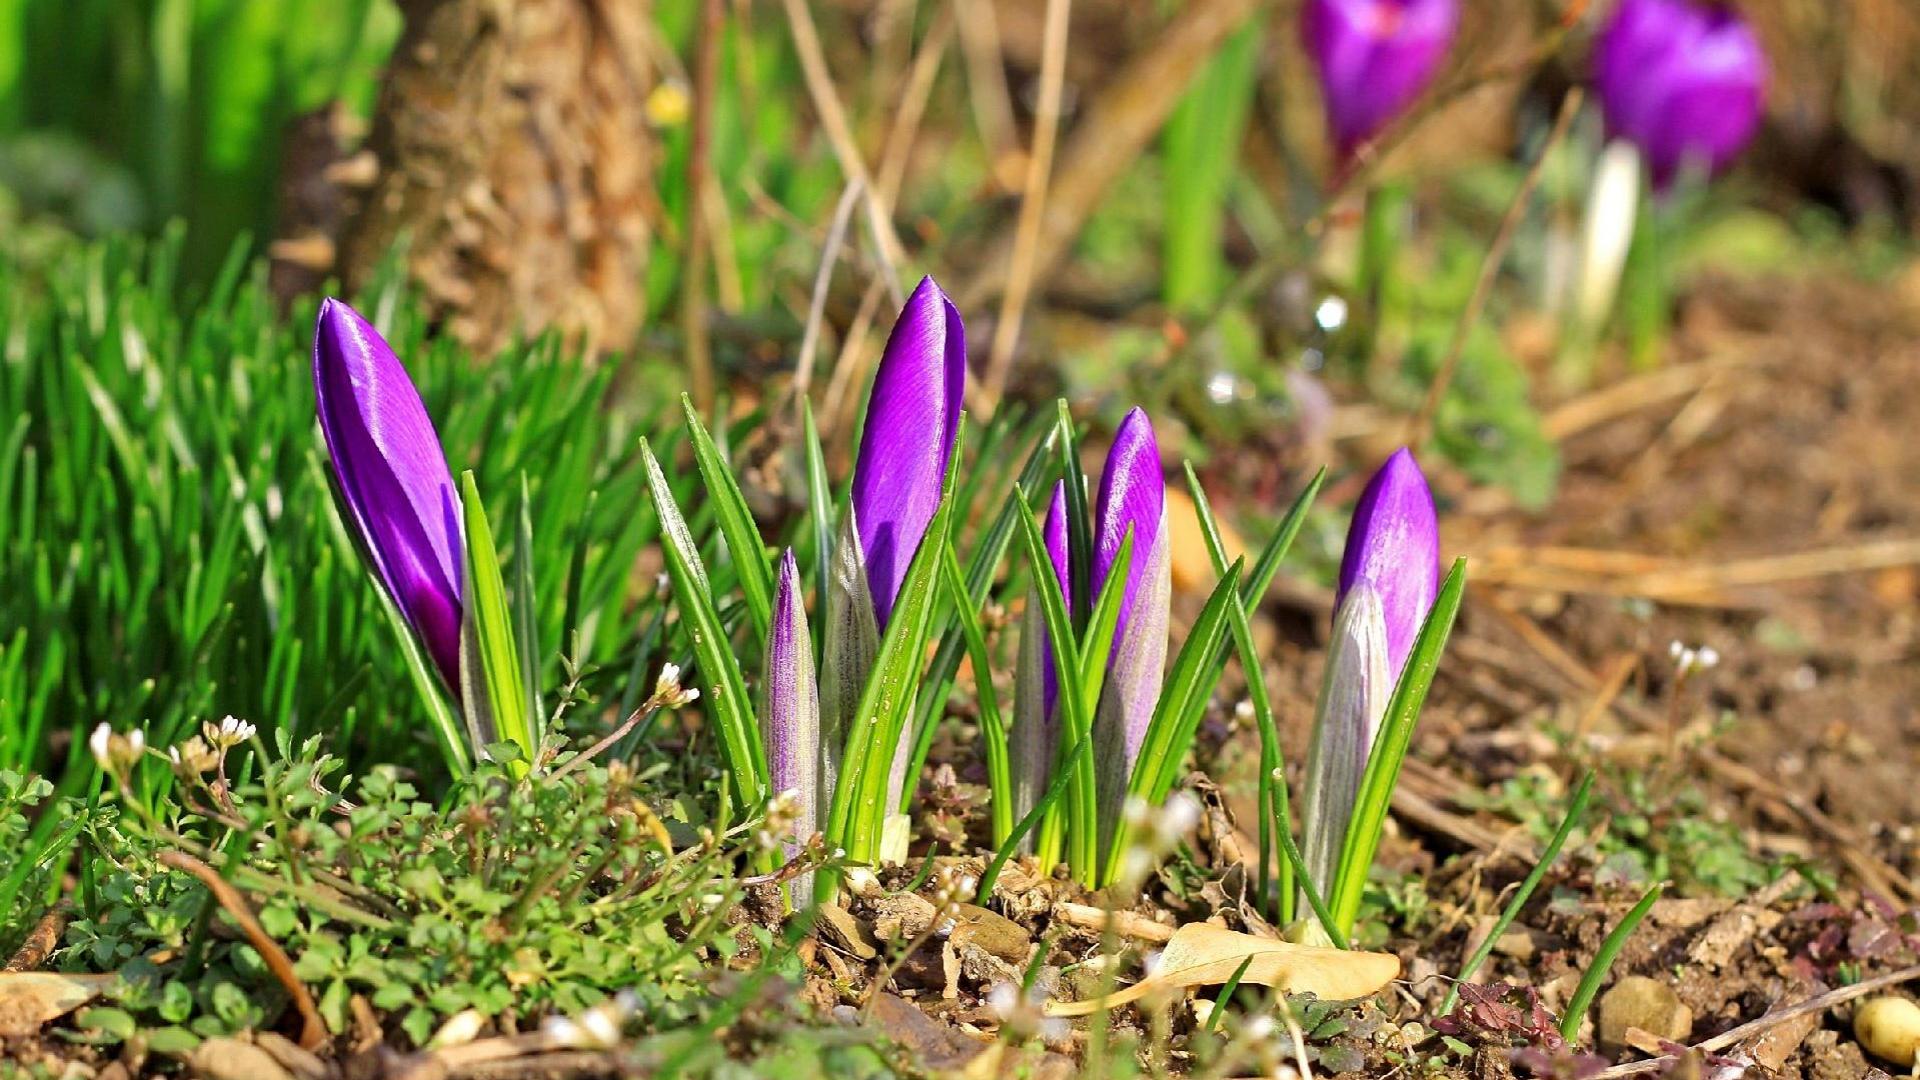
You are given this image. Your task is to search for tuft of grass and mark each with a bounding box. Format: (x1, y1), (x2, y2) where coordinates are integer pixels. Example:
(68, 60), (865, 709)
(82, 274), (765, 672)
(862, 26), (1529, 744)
(0, 233), (686, 785)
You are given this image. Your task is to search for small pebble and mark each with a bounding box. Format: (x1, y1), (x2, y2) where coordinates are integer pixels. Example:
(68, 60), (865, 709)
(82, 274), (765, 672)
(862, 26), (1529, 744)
(1853, 996), (1920, 1067)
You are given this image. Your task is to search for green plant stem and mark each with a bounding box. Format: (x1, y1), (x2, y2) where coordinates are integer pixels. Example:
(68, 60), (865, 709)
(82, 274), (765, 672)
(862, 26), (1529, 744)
(1560, 881), (1665, 1042)
(1441, 770), (1594, 1016)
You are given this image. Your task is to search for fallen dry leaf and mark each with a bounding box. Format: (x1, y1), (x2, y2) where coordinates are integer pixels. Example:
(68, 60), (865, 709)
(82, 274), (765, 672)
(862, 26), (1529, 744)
(1046, 923), (1398, 1017)
(0, 971), (118, 1036)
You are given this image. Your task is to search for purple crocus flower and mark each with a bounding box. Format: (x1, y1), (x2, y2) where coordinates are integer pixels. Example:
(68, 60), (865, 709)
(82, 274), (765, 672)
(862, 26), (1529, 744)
(1336, 447), (1440, 677)
(1092, 407), (1170, 772)
(1593, 0), (1766, 187)
(849, 276), (966, 630)
(763, 550), (820, 898)
(1301, 0), (1458, 161)
(1301, 447), (1440, 922)
(1012, 409), (1171, 847)
(314, 298), (464, 688)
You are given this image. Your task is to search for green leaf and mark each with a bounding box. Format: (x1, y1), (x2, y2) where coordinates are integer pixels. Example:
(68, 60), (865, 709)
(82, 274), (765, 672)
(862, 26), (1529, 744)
(1328, 557), (1468, 934)
(801, 398), (835, 652)
(1443, 770), (1594, 1016)
(1185, 462), (1293, 921)
(459, 472), (532, 777)
(977, 730), (1093, 900)
(681, 395), (773, 645)
(513, 473), (544, 751)
(640, 438), (767, 807)
(1053, 400), (1093, 629)
(939, 546), (1011, 845)
(1105, 558), (1244, 884)
(1012, 494), (1100, 884)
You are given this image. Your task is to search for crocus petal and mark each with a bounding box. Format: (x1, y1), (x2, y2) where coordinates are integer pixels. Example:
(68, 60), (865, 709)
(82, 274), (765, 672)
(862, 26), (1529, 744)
(1299, 585), (1391, 916)
(850, 276), (966, 630)
(1593, 0), (1766, 186)
(763, 550), (820, 900)
(1092, 408), (1165, 664)
(1336, 447), (1439, 677)
(1094, 508), (1170, 859)
(818, 509), (879, 824)
(314, 297), (464, 687)
(1302, 0), (1458, 160)
(1040, 482), (1072, 725)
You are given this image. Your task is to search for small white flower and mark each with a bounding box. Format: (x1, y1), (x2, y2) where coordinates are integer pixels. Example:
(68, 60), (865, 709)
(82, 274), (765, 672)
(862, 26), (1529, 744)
(1244, 1015), (1277, 1041)
(1159, 791), (1203, 840)
(89, 723), (113, 768)
(202, 715), (256, 749)
(987, 982), (1020, 1019)
(126, 729), (145, 756)
(1695, 646), (1720, 669)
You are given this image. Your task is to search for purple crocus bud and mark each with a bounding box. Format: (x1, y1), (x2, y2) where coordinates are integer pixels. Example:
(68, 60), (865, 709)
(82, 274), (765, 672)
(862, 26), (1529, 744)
(1091, 408), (1170, 836)
(849, 275), (966, 630)
(1299, 585), (1391, 923)
(1593, 0), (1766, 187)
(762, 550), (820, 902)
(1336, 447), (1440, 678)
(314, 298), (464, 688)
(1301, 0), (1458, 161)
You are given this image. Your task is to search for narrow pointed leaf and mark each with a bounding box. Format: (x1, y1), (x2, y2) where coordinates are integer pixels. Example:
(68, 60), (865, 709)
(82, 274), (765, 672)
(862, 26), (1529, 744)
(682, 395), (773, 645)
(459, 471), (532, 775)
(641, 438), (767, 806)
(940, 546), (1011, 845)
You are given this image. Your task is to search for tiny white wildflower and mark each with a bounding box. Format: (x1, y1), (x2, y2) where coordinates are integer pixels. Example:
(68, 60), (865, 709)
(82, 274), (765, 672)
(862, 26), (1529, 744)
(202, 715), (256, 749)
(987, 982), (1020, 1019)
(89, 723), (113, 768)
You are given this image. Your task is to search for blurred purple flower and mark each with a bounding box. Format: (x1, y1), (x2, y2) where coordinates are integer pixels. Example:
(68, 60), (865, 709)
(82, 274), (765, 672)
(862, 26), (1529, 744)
(314, 297), (464, 688)
(1336, 447), (1439, 677)
(1593, 0), (1766, 186)
(1302, 0), (1458, 161)
(849, 275), (966, 629)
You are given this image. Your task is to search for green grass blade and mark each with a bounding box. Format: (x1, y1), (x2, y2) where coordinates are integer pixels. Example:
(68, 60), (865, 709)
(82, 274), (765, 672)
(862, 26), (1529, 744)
(640, 438), (767, 807)
(1329, 557), (1468, 934)
(1052, 400), (1093, 629)
(977, 731), (1093, 899)
(1443, 770), (1595, 1016)
(939, 546), (1011, 845)
(459, 471), (532, 776)
(1205, 957), (1257, 1033)
(1184, 462), (1290, 921)
(682, 394), (773, 645)
(513, 473), (544, 749)
(1013, 494), (1100, 883)
(1560, 881), (1664, 1042)
(1242, 467), (1326, 607)
(1105, 560), (1242, 884)
(801, 398), (835, 651)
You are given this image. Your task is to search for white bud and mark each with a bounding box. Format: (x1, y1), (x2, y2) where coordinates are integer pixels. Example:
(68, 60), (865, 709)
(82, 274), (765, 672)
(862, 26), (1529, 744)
(89, 723), (113, 768)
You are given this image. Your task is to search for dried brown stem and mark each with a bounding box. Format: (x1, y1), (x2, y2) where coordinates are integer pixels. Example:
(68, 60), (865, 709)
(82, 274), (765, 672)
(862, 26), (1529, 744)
(978, 0), (1073, 412)
(158, 850), (330, 1050)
